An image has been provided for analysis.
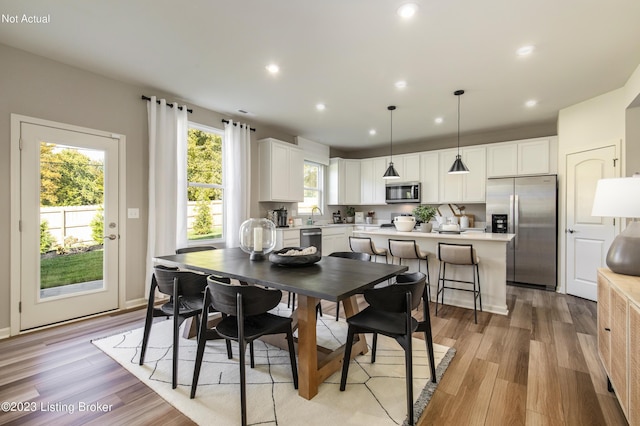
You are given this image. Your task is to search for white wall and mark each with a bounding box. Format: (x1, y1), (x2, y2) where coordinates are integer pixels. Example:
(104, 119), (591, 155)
(556, 63), (640, 293)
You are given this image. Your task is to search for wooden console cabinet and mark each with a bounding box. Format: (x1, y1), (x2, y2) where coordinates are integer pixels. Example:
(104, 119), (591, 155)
(598, 268), (640, 424)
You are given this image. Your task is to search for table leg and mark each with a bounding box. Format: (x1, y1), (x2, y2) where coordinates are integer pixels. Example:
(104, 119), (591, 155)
(297, 294), (319, 399)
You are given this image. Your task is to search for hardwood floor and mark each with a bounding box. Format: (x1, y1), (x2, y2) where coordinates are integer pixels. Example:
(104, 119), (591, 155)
(0, 286), (628, 425)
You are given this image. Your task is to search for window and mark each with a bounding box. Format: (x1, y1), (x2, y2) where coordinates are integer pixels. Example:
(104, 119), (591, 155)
(187, 123), (224, 242)
(298, 161), (324, 215)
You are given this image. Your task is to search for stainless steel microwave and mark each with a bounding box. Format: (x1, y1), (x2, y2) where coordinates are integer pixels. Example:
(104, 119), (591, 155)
(385, 182), (421, 204)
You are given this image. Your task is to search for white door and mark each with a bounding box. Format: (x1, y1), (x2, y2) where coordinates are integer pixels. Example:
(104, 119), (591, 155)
(20, 122), (119, 330)
(566, 145), (618, 301)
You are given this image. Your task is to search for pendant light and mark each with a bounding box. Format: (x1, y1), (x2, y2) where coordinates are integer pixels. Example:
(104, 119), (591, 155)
(383, 105), (400, 179)
(448, 90), (470, 174)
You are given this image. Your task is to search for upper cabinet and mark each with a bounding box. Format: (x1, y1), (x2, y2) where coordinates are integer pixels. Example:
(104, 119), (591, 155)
(419, 151), (439, 204)
(439, 146), (486, 203)
(487, 137), (556, 177)
(328, 158), (361, 205)
(394, 154), (421, 182)
(258, 138), (304, 202)
(360, 157), (387, 205)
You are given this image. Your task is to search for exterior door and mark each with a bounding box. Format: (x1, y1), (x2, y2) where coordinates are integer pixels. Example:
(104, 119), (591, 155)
(566, 145), (617, 301)
(19, 122), (119, 330)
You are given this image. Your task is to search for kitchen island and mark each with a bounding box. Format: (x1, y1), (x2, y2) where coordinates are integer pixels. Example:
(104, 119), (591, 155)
(352, 229), (515, 315)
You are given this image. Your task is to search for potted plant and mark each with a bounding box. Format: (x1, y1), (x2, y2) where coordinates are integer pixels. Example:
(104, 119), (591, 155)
(345, 206), (356, 223)
(413, 205), (437, 232)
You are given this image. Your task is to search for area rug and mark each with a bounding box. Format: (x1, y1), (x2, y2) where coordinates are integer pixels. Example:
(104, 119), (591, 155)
(93, 305), (455, 426)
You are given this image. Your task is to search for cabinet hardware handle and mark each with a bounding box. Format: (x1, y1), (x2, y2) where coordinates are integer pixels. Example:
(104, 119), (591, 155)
(604, 327), (611, 331)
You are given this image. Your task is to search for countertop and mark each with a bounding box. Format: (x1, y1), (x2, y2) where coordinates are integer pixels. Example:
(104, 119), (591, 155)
(353, 228), (515, 242)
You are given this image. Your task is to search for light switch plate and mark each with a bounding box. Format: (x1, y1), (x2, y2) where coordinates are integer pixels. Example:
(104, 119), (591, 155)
(127, 208), (139, 219)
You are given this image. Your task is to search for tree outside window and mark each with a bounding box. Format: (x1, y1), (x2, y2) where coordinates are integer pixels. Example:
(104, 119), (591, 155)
(187, 125), (224, 241)
(298, 161), (323, 215)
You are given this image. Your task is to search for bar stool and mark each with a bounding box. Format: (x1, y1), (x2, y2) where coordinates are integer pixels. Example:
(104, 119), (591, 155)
(388, 239), (431, 300)
(349, 236), (388, 263)
(436, 242), (482, 323)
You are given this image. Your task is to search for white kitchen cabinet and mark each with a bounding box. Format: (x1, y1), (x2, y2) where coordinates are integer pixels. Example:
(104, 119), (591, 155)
(360, 157), (387, 205)
(487, 137), (553, 177)
(275, 228), (300, 251)
(321, 226), (352, 255)
(328, 158), (361, 205)
(419, 151), (439, 203)
(394, 154), (421, 182)
(438, 146), (486, 203)
(258, 138), (304, 202)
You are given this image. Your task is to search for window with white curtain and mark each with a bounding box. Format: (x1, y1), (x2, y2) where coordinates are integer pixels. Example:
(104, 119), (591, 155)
(187, 123), (224, 242)
(298, 161), (324, 214)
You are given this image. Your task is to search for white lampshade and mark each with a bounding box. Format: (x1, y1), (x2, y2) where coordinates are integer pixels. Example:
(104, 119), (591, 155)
(591, 176), (640, 218)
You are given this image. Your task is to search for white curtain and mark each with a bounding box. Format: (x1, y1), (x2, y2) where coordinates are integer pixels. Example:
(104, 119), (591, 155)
(145, 96), (188, 293)
(224, 120), (251, 248)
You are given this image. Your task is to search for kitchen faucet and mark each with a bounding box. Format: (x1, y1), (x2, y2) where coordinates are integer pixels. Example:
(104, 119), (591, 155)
(309, 206), (321, 224)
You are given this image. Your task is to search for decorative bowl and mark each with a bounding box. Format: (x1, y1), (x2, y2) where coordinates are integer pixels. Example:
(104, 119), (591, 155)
(269, 247), (321, 267)
(394, 216), (416, 232)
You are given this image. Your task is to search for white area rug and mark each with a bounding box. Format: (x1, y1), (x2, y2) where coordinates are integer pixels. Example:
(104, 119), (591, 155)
(93, 305), (455, 426)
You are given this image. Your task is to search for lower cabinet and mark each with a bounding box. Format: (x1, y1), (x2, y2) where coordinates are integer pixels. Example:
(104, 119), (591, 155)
(597, 268), (640, 423)
(275, 229), (300, 251)
(321, 226), (351, 256)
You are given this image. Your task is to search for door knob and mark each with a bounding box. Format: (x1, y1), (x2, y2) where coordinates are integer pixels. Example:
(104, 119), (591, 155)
(567, 229), (576, 234)
(102, 234), (117, 240)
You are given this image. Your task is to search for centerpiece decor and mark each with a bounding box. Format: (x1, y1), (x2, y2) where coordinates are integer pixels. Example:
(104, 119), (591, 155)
(239, 218), (276, 260)
(413, 205), (437, 232)
(345, 206), (356, 223)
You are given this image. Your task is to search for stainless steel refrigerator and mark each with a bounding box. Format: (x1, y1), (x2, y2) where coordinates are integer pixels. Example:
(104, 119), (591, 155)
(486, 175), (557, 290)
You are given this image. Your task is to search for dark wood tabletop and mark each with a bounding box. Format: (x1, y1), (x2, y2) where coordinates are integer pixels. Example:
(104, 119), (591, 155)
(155, 247), (407, 302)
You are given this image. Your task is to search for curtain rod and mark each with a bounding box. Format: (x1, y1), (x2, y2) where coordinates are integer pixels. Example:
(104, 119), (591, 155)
(141, 95), (193, 113)
(222, 119), (256, 132)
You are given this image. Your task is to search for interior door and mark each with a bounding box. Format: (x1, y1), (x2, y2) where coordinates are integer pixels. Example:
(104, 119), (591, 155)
(20, 122), (119, 330)
(566, 146), (617, 301)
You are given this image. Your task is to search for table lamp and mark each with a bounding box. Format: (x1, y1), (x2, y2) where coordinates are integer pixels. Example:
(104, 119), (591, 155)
(239, 218), (276, 260)
(591, 174), (640, 276)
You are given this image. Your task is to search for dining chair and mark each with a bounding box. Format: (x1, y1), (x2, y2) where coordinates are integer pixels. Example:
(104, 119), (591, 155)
(139, 265), (223, 389)
(388, 239), (431, 300)
(339, 271), (435, 426)
(191, 278), (298, 426)
(328, 251), (371, 320)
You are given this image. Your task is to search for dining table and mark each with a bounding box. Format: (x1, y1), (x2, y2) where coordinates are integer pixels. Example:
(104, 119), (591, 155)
(154, 247), (408, 399)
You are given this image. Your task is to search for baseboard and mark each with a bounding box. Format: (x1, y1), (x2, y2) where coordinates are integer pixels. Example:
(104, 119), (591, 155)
(124, 298), (148, 310)
(0, 327), (11, 340)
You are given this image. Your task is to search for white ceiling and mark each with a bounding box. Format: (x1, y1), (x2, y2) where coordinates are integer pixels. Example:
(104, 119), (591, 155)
(1, 0), (640, 150)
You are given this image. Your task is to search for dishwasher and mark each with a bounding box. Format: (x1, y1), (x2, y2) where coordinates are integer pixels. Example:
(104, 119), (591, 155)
(300, 228), (322, 255)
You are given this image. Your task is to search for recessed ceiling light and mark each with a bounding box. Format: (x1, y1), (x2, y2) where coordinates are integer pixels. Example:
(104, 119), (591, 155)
(265, 63), (280, 74)
(316, 103), (326, 111)
(516, 45), (535, 56)
(395, 80), (407, 89)
(434, 117), (444, 124)
(397, 3), (418, 19)
(369, 129), (377, 136)
(525, 99), (538, 107)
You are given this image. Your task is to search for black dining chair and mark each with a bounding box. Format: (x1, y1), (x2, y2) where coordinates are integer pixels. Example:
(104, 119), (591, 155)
(339, 271), (436, 426)
(328, 251), (372, 320)
(191, 278), (298, 426)
(139, 265), (227, 389)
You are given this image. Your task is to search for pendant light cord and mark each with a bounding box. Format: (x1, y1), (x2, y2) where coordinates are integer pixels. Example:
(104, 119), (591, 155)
(390, 107), (393, 160)
(457, 93), (461, 156)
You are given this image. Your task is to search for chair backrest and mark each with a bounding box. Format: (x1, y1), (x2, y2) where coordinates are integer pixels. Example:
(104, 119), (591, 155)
(438, 243), (476, 265)
(388, 239), (421, 259)
(363, 272), (426, 313)
(349, 237), (376, 255)
(207, 277), (282, 317)
(153, 266), (208, 297)
(328, 251), (371, 262)
(176, 246), (217, 254)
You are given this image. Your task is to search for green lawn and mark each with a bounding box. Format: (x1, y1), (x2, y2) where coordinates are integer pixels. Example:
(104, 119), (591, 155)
(40, 250), (104, 288)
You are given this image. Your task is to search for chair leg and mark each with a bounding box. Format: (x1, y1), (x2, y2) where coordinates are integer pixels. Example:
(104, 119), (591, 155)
(335, 301), (340, 321)
(249, 341), (255, 368)
(340, 328), (356, 391)
(139, 302), (155, 365)
(371, 333), (378, 363)
(190, 315), (209, 399)
(172, 315), (180, 389)
(404, 335), (414, 426)
(238, 340), (248, 426)
(286, 328), (299, 389)
(477, 264), (483, 311)
(472, 265), (478, 324)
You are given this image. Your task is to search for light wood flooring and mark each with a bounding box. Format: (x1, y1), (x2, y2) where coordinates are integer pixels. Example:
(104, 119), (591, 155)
(0, 285), (628, 425)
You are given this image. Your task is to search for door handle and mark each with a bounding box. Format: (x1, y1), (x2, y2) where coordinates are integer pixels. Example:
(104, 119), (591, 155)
(102, 234), (117, 240)
(566, 229), (576, 234)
